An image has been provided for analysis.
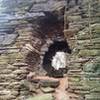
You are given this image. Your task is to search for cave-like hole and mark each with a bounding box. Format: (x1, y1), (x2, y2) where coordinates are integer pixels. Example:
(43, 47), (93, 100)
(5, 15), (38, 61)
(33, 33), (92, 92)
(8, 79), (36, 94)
(42, 40), (71, 77)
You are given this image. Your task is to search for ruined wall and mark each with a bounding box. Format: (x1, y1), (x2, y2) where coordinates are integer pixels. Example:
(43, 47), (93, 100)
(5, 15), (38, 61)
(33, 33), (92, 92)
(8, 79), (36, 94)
(0, 0), (100, 100)
(66, 0), (100, 100)
(0, 0), (45, 99)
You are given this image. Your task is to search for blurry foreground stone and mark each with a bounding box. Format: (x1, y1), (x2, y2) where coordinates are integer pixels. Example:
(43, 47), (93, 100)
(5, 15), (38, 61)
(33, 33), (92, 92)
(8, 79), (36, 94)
(26, 94), (54, 100)
(54, 90), (69, 100)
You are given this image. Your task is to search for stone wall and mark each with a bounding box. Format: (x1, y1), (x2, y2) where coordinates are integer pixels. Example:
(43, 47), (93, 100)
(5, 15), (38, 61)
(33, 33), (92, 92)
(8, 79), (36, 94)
(67, 0), (100, 100)
(0, 0), (45, 99)
(0, 0), (100, 100)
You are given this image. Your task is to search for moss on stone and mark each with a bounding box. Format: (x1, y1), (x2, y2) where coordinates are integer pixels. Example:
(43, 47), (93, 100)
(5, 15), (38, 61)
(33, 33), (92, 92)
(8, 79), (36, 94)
(77, 24), (100, 40)
(90, 86), (100, 92)
(83, 62), (100, 75)
(69, 77), (81, 82)
(83, 63), (95, 72)
(78, 50), (100, 57)
(67, 15), (81, 22)
(85, 93), (100, 100)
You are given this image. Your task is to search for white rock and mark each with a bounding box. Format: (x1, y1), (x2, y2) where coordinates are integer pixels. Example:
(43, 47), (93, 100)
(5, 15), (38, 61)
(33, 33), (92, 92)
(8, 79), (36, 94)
(52, 52), (67, 70)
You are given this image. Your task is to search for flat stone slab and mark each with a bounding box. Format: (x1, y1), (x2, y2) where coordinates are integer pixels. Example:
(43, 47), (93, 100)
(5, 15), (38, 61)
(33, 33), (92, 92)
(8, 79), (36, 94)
(41, 87), (55, 93)
(0, 33), (18, 46)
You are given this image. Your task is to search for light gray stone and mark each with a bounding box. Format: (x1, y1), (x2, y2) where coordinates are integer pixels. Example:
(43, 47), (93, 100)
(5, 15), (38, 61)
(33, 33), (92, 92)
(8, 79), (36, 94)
(1, 34), (18, 46)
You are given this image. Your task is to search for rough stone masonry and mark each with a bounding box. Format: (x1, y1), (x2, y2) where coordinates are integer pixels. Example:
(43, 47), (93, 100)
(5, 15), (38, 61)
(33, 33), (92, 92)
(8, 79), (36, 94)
(0, 0), (100, 100)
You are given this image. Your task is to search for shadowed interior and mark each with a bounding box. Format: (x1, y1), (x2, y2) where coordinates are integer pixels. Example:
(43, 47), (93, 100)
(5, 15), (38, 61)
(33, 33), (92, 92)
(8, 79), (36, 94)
(42, 40), (71, 77)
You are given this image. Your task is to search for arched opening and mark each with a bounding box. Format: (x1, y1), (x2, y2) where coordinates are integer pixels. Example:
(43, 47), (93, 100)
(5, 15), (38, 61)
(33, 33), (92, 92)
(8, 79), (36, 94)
(42, 40), (71, 77)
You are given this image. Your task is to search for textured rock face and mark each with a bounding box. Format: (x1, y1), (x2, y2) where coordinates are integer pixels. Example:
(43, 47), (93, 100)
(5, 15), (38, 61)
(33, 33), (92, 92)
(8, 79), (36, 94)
(0, 0), (100, 100)
(52, 52), (67, 70)
(66, 1), (100, 99)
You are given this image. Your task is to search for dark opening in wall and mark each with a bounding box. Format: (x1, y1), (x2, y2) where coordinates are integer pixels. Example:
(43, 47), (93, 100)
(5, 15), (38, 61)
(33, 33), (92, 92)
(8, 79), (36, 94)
(42, 40), (71, 77)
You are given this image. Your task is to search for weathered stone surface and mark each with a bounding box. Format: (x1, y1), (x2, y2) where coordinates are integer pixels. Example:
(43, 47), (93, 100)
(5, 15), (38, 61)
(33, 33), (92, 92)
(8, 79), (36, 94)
(85, 94), (100, 100)
(12, 69), (28, 74)
(77, 24), (100, 40)
(68, 15), (81, 22)
(21, 80), (36, 92)
(84, 63), (94, 72)
(0, 69), (12, 74)
(78, 44), (100, 50)
(20, 90), (30, 96)
(40, 79), (60, 88)
(7, 64), (18, 70)
(78, 50), (100, 56)
(90, 86), (100, 92)
(13, 62), (28, 67)
(8, 82), (21, 90)
(26, 94), (54, 100)
(84, 63), (100, 74)
(30, 0), (65, 12)
(0, 34), (18, 46)
(41, 87), (55, 93)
